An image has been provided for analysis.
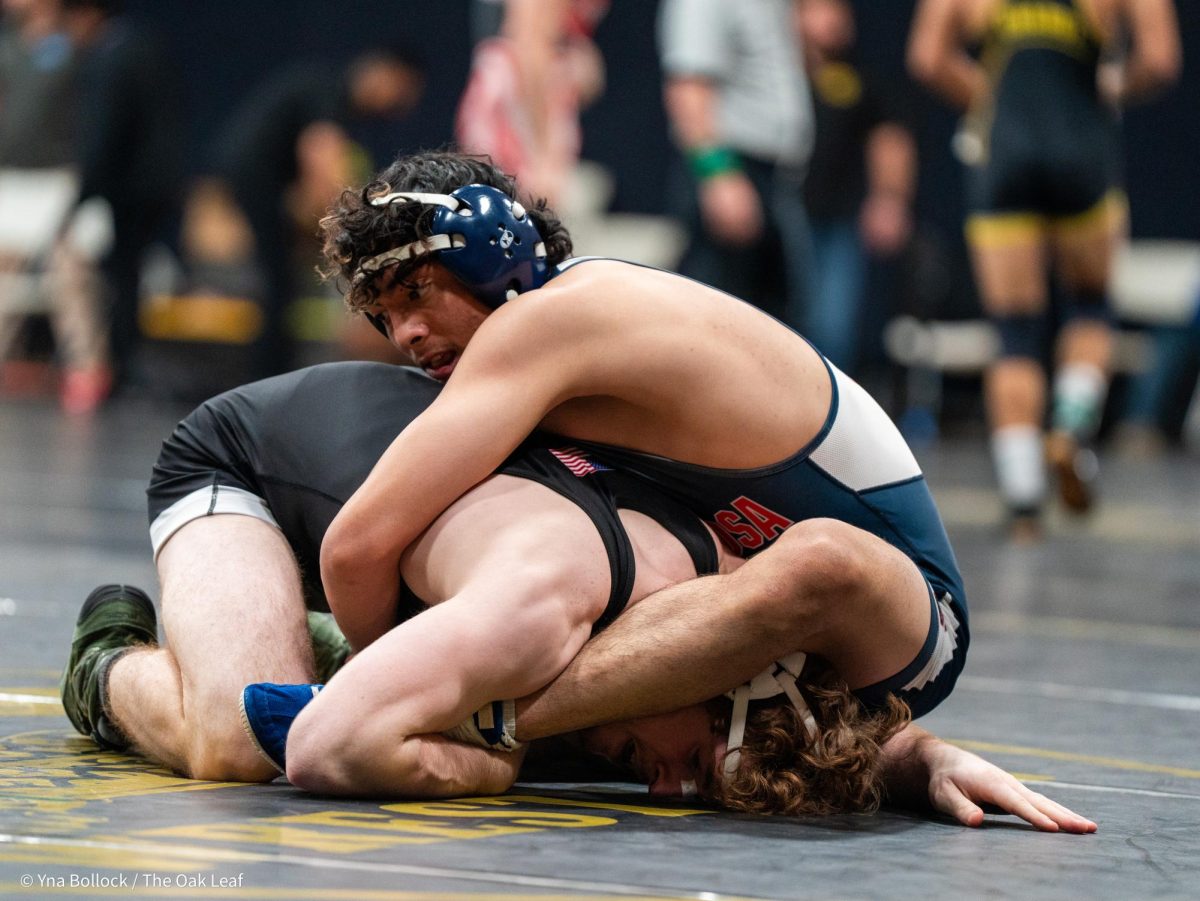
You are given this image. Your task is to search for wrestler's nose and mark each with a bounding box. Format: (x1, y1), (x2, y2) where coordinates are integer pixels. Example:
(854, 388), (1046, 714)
(392, 312), (429, 349)
(648, 761), (694, 798)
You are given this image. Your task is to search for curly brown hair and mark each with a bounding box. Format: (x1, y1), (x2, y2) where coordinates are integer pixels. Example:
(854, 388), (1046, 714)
(712, 665), (911, 817)
(318, 149), (573, 311)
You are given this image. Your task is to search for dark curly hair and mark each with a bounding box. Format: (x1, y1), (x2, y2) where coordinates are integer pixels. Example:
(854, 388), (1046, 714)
(712, 663), (911, 817)
(319, 149), (573, 310)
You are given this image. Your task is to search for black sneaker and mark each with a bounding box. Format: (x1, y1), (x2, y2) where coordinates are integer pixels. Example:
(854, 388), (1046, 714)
(60, 584), (158, 750)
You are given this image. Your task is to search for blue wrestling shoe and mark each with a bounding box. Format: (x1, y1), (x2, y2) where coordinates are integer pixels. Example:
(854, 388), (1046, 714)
(239, 682), (322, 774)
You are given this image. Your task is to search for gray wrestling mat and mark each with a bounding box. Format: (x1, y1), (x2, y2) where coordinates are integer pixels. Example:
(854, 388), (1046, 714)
(2, 396), (1198, 899)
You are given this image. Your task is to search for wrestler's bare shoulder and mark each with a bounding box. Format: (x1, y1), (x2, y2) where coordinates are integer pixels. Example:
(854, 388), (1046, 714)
(510, 260), (819, 360)
(538, 258), (748, 320)
(497, 260), (832, 467)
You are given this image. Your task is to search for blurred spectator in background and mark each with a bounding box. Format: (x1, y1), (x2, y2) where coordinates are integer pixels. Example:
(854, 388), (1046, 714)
(908, 0), (1181, 541)
(207, 49), (424, 380)
(658, 0), (814, 327)
(61, 0), (185, 399)
(0, 0), (110, 412)
(797, 0), (917, 376)
(0, 0), (73, 171)
(457, 0), (608, 208)
(1119, 288), (1200, 454)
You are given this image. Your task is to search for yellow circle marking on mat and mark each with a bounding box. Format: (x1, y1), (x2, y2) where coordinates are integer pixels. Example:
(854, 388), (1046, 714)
(0, 730), (243, 804)
(132, 795), (709, 856)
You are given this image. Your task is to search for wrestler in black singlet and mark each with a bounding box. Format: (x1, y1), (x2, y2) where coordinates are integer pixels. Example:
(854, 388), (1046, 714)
(966, 0), (1122, 226)
(147, 362), (715, 627)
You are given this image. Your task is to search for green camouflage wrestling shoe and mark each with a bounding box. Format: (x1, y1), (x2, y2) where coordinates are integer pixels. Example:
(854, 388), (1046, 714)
(307, 611), (351, 683)
(60, 584), (158, 750)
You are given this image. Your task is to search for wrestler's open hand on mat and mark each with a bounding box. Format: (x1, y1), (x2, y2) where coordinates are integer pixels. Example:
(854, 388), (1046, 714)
(920, 736), (1097, 833)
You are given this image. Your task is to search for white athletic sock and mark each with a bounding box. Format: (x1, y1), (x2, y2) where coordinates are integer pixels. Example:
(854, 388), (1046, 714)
(1052, 362), (1107, 441)
(991, 424), (1047, 512)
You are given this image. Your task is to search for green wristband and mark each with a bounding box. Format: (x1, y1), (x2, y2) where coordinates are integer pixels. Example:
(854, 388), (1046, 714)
(688, 146), (741, 180)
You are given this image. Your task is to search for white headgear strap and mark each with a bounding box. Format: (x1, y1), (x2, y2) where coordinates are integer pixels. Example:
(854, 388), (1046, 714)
(351, 192), (466, 286)
(352, 191), (534, 287)
(723, 651), (818, 779)
(371, 191), (464, 211)
(353, 234), (465, 285)
(369, 190), (527, 221)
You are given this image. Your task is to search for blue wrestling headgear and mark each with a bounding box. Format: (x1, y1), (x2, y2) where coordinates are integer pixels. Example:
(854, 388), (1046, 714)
(357, 184), (550, 309)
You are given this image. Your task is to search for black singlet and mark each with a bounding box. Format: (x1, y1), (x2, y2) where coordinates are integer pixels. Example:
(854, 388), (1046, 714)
(147, 362), (716, 624)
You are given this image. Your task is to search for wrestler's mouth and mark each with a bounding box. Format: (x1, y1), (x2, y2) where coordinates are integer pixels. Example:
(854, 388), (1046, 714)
(420, 350), (458, 381)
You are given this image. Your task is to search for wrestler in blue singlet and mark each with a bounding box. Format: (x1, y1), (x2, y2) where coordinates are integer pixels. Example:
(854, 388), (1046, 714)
(553, 259), (969, 718)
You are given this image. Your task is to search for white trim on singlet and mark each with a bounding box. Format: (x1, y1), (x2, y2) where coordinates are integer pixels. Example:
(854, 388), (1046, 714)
(903, 594), (960, 692)
(554, 256), (606, 274)
(809, 365), (922, 491)
(149, 485), (281, 561)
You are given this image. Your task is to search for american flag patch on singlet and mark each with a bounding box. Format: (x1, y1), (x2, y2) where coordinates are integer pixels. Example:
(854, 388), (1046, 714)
(550, 447), (611, 477)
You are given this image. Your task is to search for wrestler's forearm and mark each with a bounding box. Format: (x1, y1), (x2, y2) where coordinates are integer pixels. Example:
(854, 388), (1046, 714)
(313, 735), (524, 799)
(289, 585), (567, 796)
(321, 543), (401, 653)
(321, 373), (539, 650)
(382, 737), (523, 798)
(514, 571), (801, 740)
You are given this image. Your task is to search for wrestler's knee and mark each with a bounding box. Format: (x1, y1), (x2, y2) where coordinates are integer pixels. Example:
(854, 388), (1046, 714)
(780, 519), (870, 591)
(184, 719), (280, 783)
(740, 519), (869, 624)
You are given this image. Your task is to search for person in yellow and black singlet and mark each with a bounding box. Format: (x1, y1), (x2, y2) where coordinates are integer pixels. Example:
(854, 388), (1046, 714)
(908, 0), (1180, 540)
